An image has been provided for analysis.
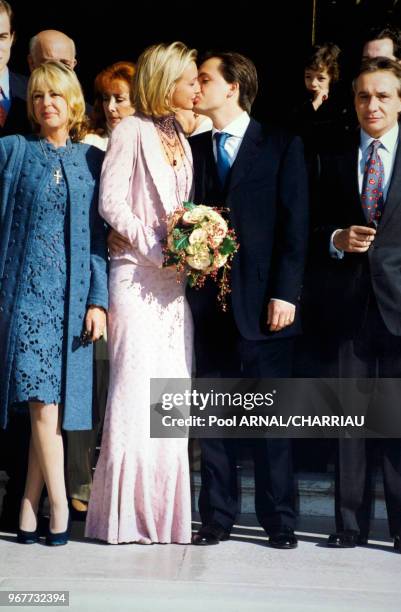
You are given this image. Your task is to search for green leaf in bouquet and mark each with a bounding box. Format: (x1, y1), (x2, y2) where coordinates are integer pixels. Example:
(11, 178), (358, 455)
(183, 201), (196, 211)
(219, 236), (237, 255)
(174, 234), (190, 251)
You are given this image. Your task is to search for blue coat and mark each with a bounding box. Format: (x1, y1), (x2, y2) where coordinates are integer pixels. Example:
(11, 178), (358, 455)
(0, 135), (108, 430)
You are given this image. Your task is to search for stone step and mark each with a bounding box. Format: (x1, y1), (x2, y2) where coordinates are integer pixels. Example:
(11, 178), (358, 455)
(190, 470), (387, 519)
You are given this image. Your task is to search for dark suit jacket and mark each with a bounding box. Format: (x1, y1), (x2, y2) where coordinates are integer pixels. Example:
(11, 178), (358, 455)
(189, 118), (309, 341)
(311, 130), (401, 337)
(1, 71), (30, 137)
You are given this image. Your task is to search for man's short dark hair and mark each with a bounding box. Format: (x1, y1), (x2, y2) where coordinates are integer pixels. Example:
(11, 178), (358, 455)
(353, 56), (401, 96)
(202, 51), (258, 113)
(0, 1), (14, 32)
(363, 24), (401, 60)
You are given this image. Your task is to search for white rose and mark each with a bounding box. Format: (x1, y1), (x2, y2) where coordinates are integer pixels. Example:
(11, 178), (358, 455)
(186, 243), (211, 270)
(189, 228), (208, 245)
(182, 205), (210, 224)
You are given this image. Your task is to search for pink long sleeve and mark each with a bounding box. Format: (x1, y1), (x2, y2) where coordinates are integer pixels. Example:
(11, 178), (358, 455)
(99, 118), (163, 267)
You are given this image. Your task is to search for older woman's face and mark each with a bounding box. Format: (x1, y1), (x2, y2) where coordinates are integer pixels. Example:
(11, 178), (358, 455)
(171, 61), (200, 111)
(102, 79), (134, 131)
(32, 86), (69, 135)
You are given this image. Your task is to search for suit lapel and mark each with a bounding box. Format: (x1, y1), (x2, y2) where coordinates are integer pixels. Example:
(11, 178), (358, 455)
(227, 118), (264, 192)
(379, 139), (401, 231)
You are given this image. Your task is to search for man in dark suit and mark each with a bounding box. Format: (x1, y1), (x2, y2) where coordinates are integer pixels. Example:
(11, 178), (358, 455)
(313, 57), (401, 552)
(188, 52), (309, 548)
(0, 1), (29, 137)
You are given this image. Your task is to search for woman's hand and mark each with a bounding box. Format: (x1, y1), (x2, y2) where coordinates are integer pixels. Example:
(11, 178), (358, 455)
(85, 306), (107, 342)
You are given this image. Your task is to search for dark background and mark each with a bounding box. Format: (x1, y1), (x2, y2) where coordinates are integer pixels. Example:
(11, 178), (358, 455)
(7, 0), (401, 123)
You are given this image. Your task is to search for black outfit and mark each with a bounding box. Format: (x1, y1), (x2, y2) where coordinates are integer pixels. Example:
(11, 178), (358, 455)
(188, 119), (309, 535)
(312, 131), (401, 539)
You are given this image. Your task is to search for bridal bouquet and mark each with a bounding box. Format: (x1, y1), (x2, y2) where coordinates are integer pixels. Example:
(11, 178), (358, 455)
(163, 202), (239, 310)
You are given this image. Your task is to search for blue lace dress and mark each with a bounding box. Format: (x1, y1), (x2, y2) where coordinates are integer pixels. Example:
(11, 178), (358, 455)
(10, 142), (70, 406)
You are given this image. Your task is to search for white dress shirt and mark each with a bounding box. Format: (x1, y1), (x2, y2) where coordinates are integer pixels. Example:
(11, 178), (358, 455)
(330, 123), (399, 258)
(0, 67), (11, 114)
(212, 111), (250, 165)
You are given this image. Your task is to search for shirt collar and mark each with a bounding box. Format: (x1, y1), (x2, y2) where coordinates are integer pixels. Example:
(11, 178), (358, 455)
(212, 111), (250, 139)
(360, 123), (399, 154)
(0, 67), (10, 98)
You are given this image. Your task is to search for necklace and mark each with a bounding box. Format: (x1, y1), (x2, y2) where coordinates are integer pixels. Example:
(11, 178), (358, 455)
(158, 130), (183, 167)
(39, 138), (70, 185)
(153, 118), (192, 206)
(153, 114), (175, 138)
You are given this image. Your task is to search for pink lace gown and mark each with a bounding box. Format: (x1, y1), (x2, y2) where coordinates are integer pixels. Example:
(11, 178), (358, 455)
(85, 116), (193, 544)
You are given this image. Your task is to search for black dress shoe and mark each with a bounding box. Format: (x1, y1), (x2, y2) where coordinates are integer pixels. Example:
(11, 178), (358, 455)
(17, 527), (39, 544)
(268, 529), (298, 549)
(45, 513), (71, 547)
(327, 531), (366, 548)
(394, 535), (401, 553)
(192, 523), (230, 546)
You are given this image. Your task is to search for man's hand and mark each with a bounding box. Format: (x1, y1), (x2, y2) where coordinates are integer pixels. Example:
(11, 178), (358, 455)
(85, 306), (106, 342)
(107, 228), (131, 255)
(267, 300), (296, 332)
(333, 225), (376, 253)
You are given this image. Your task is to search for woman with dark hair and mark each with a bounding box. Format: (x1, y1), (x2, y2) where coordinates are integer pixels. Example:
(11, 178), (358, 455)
(0, 61), (108, 546)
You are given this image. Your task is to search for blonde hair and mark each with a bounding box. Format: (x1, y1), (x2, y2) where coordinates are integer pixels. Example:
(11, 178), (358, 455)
(27, 61), (89, 141)
(133, 41), (197, 117)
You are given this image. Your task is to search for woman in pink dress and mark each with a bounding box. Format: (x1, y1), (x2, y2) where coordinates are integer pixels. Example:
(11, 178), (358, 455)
(85, 42), (199, 544)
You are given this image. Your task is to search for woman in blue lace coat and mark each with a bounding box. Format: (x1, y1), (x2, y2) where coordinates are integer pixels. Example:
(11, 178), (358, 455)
(0, 61), (108, 544)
